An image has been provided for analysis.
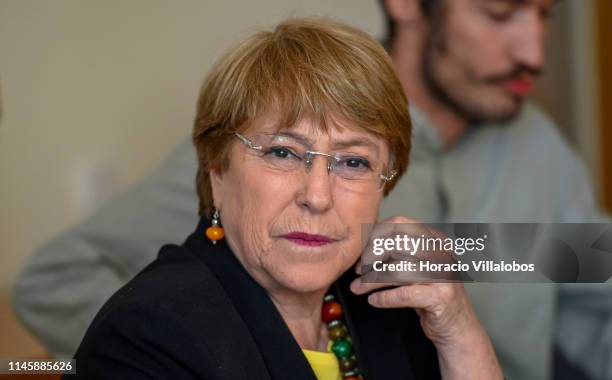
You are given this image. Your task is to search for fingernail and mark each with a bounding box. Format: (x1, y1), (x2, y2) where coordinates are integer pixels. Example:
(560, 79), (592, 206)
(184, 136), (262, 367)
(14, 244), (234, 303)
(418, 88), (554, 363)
(367, 294), (376, 305)
(350, 279), (361, 293)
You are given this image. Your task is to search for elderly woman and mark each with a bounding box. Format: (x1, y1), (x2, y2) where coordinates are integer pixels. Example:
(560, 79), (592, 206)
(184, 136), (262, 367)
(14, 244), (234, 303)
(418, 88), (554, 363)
(70, 18), (501, 379)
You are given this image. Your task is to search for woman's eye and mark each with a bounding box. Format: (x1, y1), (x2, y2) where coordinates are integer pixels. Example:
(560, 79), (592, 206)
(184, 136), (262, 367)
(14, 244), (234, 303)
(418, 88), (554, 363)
(341, 157), (371, 170)
(266, 146), (298, 159)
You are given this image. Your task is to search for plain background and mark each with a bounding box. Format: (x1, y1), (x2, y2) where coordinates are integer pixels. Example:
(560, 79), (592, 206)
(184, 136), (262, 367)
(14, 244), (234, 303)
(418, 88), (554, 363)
(0, 0), (603, 357)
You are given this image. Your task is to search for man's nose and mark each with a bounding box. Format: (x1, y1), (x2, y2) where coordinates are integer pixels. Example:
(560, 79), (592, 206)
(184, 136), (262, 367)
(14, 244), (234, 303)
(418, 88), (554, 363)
(511, 10), (547, 71)
(295, 156), (334, 214)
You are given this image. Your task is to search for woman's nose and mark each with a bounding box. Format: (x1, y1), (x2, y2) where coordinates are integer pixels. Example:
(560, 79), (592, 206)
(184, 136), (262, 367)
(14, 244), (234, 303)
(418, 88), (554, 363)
(295, 156), (334, 214)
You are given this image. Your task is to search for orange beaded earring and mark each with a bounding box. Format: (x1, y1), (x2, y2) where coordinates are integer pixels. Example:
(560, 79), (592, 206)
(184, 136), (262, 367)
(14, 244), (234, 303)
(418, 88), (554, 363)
(206, 209), (224, 244)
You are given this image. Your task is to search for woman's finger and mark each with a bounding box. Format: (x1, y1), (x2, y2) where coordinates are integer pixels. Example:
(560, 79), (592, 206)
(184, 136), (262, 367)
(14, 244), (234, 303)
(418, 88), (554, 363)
(349, 278), (407, 295)
(354, 256), (363, 274)
(366, 284), (438, 309)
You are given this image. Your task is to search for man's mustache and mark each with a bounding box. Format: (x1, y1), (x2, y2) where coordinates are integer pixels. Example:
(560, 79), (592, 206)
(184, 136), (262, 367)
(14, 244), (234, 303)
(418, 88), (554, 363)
(486, 65), (542, 84)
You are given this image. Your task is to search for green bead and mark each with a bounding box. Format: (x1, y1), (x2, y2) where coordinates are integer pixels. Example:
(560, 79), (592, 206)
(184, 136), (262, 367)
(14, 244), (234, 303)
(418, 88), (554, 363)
(332, 339), (352, 359)
(328, 324), (348, 340)
(338, 356), (357, 372)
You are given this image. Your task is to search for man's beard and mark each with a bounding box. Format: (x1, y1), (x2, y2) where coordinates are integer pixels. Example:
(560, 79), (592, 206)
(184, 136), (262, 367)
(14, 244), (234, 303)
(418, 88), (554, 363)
(421, 26), (540, 125)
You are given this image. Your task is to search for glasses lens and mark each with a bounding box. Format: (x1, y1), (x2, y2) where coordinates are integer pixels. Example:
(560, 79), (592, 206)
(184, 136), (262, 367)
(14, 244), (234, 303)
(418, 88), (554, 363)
(254, 135), (307, 172)
(335, 173), (386, 193)
(332, 155), (375, 180)
(260, 145), (304, 171)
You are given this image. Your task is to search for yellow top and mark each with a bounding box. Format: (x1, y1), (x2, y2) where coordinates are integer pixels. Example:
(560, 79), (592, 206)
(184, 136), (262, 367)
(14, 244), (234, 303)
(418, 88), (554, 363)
(302, 346), (342, 380)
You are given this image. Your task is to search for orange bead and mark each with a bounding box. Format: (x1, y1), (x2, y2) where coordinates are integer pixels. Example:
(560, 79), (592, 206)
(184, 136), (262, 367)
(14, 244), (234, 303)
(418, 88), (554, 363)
(206, 226), (224, 242)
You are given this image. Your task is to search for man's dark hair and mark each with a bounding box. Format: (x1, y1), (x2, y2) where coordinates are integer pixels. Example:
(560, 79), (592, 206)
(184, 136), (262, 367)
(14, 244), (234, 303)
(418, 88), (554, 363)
(379, 0), (440, 48)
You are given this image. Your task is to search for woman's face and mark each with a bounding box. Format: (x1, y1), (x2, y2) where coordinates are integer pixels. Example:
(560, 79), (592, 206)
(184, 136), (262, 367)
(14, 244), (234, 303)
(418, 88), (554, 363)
(210, 116), (391, 295)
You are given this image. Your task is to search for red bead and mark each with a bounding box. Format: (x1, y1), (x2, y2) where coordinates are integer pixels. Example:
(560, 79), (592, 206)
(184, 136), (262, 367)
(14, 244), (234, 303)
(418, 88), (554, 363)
(321, 301), (343, 323)
(344, 377), (359, 380)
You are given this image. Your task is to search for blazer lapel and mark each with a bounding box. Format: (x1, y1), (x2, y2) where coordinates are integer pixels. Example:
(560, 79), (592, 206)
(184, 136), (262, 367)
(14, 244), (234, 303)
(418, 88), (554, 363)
(185, 219), (317, 380)
(335, 270), (418, 380)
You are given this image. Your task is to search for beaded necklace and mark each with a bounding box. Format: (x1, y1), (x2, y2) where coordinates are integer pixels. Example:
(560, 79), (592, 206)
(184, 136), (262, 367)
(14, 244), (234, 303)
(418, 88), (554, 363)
(321, 294), (364, 380)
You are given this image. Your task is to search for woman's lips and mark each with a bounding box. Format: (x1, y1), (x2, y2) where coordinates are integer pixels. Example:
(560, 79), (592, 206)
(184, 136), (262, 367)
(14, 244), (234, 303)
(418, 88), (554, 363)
(281, 232), (335, 247)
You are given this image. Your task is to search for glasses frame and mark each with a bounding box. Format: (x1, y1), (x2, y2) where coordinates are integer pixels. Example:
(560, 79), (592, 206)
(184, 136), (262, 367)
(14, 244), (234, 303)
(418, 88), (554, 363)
(234, 132), (397, 190)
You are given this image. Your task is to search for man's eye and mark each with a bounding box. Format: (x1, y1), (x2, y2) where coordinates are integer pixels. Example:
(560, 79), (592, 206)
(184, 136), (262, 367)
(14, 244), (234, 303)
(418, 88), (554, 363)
(487, 10), (513, 22)
(539, 6), (553, 21)
(483, 2), (515, 22)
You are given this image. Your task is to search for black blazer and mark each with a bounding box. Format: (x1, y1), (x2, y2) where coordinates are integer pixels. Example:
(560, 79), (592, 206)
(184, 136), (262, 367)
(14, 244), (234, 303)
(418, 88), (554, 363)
(67, 218), (441, 379)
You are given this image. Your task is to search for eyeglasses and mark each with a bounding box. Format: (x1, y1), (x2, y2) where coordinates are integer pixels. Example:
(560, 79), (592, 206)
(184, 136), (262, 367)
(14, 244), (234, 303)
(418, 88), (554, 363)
(234, 132), (397, 192)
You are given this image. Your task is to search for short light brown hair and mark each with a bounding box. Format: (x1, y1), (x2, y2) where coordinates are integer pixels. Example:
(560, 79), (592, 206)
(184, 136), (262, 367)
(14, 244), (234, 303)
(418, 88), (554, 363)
(193, 18), (411, 217)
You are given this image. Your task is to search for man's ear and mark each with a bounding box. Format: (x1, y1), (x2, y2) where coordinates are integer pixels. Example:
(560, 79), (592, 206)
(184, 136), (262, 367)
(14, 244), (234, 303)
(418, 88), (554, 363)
(385, 0), (422, 23)
(209, 167), (224, 210)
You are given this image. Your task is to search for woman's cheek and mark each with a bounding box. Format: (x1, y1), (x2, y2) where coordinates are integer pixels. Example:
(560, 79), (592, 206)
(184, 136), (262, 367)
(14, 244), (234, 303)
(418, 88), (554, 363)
(345, 194), (382, 259)
(237, 184), (278, 260)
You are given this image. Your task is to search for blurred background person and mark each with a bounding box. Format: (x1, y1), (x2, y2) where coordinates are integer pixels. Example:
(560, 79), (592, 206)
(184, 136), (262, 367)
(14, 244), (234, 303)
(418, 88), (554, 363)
(2, 0), (610, 379)
(378, 1), (610, 380)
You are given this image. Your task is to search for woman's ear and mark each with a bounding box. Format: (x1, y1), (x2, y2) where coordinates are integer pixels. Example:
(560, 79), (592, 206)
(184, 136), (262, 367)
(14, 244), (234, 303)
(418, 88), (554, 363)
(385, 0), (422, 24)
(209, 167), (224, 210)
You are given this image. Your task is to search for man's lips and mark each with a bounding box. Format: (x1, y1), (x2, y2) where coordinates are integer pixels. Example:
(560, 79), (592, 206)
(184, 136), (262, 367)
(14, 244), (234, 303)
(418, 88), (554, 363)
(503, 78), (534, 97)
(281, 232), (336, 247)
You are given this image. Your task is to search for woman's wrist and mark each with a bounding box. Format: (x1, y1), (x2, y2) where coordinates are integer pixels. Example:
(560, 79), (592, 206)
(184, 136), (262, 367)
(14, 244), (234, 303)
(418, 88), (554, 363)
(435, 321), (503, 380)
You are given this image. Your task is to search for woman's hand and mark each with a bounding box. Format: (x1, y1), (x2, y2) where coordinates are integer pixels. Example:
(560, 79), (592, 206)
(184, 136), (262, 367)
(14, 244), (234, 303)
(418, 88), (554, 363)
(350, 216), (503, 380)
(351, 275), (480, 347)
